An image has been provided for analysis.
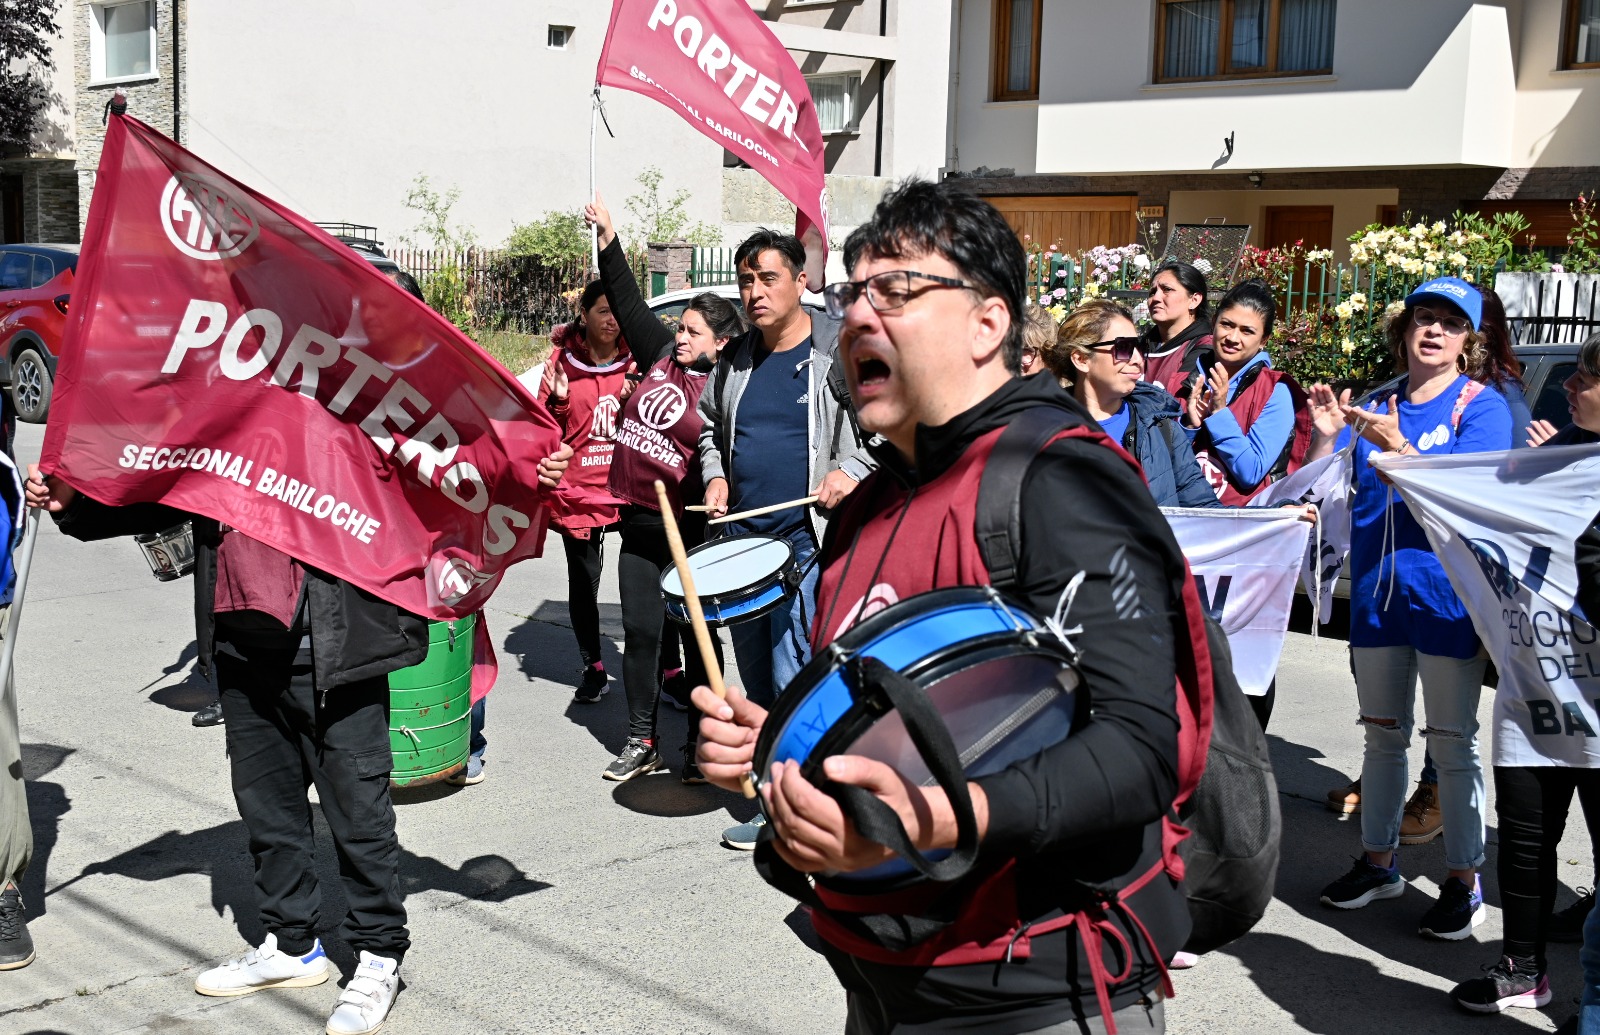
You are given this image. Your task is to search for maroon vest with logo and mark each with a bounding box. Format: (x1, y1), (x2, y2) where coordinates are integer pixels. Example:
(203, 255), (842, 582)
(544, 324), (630, 535)
(1192, 365), (1311, 505)
(607, 356), (709, 515)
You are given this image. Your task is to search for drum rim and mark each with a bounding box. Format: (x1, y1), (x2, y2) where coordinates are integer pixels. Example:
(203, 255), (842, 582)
(659, 530), (796, 601)
(663, 577), (794, 628)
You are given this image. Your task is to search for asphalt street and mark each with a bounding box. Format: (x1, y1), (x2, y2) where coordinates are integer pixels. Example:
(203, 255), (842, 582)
(0, 420), (1592, 1035)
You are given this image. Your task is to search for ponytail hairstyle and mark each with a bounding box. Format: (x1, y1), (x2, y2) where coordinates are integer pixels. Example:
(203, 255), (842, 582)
(1152, 260), (1211, 322)
(1214, 279), (1277, 340)
(686, 291), (748, 341)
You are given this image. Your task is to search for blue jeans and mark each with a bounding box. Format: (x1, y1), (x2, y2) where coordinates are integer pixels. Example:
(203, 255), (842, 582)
(730, 532), (818, 709)
(1582, 898), (1600, 1032)
(1351, 645), (1487, 871)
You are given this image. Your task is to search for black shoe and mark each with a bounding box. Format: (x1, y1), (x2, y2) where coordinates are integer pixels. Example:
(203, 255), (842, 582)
(1548, 887), (1594, 944)
(192, 700), (224, 727)
(602, 738), (661, 782)
(573, 665), (609, 704)
(1450, 956), (1551, 1013)
(660, 669), (691, 713)
(0, 883), (35, 970)
(681, 746), (707, 785)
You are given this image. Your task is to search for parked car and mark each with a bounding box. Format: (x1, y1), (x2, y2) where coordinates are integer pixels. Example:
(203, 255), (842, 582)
(646, 283), (741, 330)
(0, 243), (78, 423)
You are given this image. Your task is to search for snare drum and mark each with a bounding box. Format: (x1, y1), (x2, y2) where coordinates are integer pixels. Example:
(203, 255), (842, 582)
(135, 522), (196, 581)
(661, 533), (797, 628)
(754, 586), (1081, 885)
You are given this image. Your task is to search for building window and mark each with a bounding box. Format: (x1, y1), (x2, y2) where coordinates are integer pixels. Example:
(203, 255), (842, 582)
(1565, 0), (1600, 68)
(991, 0), (1042, 101)
(548, 25), (572, 50)
(808, 74), (862, 135)
(90, 1), (157, 85)
(1155, 0), (1335, 83)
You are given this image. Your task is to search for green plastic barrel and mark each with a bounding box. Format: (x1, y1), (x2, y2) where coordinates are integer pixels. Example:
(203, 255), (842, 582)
(387, 614), (475, 787)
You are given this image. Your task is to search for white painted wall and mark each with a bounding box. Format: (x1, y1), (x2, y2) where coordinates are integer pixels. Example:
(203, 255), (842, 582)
(1512, 0), (1600, 168)
(948, 0), (1036, 174)
(18, 11), (74, 157)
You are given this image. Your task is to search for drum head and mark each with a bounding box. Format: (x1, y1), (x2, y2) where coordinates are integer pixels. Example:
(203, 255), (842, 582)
(661, 534), (793, 598)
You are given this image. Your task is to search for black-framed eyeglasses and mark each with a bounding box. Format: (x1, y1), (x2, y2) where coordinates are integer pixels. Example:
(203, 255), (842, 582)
(823, 270), (973, 320)
(1090, 336), (1143, 365)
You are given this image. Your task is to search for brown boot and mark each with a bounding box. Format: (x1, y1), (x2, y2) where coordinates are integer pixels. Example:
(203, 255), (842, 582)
(1326, 777), (1361, 815)
(1399, 782), (1443, 844)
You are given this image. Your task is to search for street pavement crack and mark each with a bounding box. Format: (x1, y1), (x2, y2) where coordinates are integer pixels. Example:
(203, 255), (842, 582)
(0, 964), (189, 1018)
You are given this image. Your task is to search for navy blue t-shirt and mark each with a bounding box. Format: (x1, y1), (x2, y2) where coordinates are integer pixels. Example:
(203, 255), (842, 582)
(730, 338), (812, 536)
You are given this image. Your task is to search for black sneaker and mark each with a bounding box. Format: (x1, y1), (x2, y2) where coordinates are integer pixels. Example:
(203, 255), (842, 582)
(680, 746), (707, 785)
(660, 669), (691, 713)
(0, 883), (35, 970)
(573, 665), (609, 704)
(1450, 956), (1551, 1013)
(1420, 875), (1485, 941)
(602, 738), (661, 782)
(192, 700), (224, 727)
(1320, 855), (1403, 909)
(1548, 887), (1594, 944)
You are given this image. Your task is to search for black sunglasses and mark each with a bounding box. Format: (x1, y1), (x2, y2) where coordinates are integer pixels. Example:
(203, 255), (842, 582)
(1090, 336), (1142, 365)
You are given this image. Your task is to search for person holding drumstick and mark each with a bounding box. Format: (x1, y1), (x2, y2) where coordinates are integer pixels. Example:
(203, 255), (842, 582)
(583, 194), (743, 784)
(698, 229), (876, 848)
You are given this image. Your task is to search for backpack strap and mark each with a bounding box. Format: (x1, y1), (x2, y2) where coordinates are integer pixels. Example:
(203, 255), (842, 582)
(1451, 378), (1486, 432)
(975, 407), (1085, 594)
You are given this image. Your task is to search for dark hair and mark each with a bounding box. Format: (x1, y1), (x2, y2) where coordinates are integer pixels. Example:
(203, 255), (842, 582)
(686, 291), (747, 340)
(1580, 330), (1600, 379)
(578, 279), (608, 314)
(734, 229), (806, 276)
(386, 269), (425, 302)
(1214, 279), (1276, 340)
(843, 178), (1027, 373)
(1475, 286), (1524, 389)
(1151, 260), (1211, 322)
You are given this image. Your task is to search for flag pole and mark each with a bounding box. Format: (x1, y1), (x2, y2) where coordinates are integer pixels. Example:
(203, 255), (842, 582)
(0, 510), (43, 732)
(590, 84), (601, 276)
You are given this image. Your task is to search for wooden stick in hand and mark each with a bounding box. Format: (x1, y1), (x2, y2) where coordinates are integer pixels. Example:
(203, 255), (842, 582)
(708, 494), (820, 526)
(654, 480), (756, 799)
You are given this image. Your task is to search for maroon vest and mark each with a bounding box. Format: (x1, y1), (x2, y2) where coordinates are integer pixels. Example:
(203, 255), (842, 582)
(1192, 365), (1311, 505)
(607, 356), (709, 514)
(544, 325), (630, 534)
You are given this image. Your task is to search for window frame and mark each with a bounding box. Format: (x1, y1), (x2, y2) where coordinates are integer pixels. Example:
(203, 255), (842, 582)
(1153, 0), (1335, 84)
(991, 0), (1043, 102)
(1563, 0), (1600, 70)
(547, 25), (573, 51)
(807, 72), (863, 136)
(89, 0), (159, 87)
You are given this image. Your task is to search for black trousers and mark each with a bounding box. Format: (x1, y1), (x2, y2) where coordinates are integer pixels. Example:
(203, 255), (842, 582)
(1249, 680), (1276, 731)
(1494, 764), (1600, 966)
(617, 505), (722, 745)
(561, 527), (616, 668)
(217, 647), (409, 963)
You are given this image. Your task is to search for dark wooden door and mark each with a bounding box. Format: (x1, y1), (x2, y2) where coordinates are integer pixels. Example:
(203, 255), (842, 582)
(1264, 206), (1334, 250)
(983, 195), (1140, 255)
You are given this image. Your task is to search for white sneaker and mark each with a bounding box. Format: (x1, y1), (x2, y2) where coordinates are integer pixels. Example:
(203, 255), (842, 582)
(325, 951), (400, 1035)
(194, 933), (330, 996)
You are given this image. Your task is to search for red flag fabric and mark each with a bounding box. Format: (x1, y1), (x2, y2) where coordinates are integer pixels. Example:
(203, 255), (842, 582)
(40, 114), (566, 620)
(597, 0), (830, 280)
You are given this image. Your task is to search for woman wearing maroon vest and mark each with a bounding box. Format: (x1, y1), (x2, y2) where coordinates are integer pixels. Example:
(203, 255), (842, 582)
(1141, 260), (1213, 392)
(586, 195), (746, 783)
(541, 281), (631, 702)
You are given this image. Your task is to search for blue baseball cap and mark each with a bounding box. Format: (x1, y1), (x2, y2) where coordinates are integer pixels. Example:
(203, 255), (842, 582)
(1403, 277), (1482, 331)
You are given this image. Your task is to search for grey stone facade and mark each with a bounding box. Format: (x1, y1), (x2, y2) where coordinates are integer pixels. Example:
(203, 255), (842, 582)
(73, 0), (186, 233)
(1, 159), (79, 243)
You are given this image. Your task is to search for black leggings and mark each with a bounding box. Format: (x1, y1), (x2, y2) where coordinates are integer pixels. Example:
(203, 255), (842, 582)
(1249, 680), (1276, 731)
(617, 505), (723, 744)
(1493, 764), (1600, 966)
(561, 526), (617, 668)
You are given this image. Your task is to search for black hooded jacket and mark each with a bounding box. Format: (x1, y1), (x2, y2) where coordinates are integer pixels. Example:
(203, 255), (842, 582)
(55, 498), (427, 690)
(816, 375), (1191, 1033)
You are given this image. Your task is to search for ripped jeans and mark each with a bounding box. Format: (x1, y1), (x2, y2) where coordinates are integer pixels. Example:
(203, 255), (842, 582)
(1351, 645), (1487, 871)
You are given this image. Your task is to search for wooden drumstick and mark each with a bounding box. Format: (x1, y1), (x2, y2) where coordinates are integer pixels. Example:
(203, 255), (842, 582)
(708, 494), (820, 526)
(682, 504), (713, 512)
(654, 480), (757, 799)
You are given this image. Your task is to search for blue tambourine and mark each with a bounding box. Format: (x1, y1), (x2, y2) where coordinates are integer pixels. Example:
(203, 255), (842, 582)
(753, 586), (1082, 887)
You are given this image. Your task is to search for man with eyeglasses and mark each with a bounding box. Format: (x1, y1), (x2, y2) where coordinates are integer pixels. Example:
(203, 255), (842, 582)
(694, 179), (1194, 1033)
(697, 229), (875, 849)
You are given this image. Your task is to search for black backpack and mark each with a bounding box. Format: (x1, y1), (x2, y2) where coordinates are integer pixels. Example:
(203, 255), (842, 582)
(976, 407), (1281, 956)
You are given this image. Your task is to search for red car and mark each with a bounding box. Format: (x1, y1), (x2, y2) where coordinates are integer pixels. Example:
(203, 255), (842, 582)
(0, 243), (78, 423)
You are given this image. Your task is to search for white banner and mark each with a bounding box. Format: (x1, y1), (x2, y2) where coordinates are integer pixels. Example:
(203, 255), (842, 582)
(1380, 444), (1600, 767)
(1161, 508), (1313, 696)
(1248, 447), (1355, 622)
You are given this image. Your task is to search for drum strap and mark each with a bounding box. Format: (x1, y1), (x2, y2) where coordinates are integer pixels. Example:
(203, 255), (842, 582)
(976, 407), (1087, 593)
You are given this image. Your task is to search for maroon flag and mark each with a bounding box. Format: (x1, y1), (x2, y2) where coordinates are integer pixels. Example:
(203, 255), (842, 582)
(40, 114), (567, 620)
(597, 0), (830, 278)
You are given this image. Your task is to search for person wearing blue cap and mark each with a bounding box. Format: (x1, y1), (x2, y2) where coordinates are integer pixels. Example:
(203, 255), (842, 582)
(1301, 276), (1513, 953)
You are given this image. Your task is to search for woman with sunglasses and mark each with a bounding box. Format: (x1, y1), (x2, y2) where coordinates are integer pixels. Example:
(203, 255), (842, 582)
(1046, 298), (1221, 509)
(1304, 277), (1512, 948)
(1181, 280), (1310, 504)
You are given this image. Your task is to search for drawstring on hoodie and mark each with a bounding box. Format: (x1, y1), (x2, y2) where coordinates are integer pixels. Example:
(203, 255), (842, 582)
(815, 475), (918, 641)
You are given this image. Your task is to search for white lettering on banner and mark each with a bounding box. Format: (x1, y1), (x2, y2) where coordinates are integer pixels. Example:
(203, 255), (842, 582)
(158, 173), (261, 261)
(156, 298), (536, 556)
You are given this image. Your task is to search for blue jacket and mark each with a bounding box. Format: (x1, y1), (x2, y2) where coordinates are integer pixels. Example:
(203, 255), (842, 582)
(1118, 382), (1223, 509)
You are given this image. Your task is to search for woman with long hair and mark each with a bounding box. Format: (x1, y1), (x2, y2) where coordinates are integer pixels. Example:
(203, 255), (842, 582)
(541, 280), (631, 703)
(1305, 277), (1512, 944)
(585, 194), (741, 782)
(1141, 260), (1213, 392)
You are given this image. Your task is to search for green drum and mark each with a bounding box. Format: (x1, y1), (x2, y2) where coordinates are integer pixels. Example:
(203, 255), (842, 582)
(388, 614), (475, 787)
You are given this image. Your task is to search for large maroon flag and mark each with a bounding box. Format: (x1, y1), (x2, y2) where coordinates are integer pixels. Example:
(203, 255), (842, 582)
(40, 114), (566, 621)
(597, 0), (830, 278)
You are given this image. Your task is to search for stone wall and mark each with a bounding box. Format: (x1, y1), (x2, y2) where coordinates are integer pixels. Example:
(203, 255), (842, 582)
(1, 159), (79, 243)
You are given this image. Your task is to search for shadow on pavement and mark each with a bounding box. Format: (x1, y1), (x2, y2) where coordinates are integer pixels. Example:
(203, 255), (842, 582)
(611, 769), (726, 818)
(19, 743), (72, 919)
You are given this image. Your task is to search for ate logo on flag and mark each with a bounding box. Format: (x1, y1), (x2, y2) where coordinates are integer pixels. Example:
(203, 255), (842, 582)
(160, 173), (260, 261)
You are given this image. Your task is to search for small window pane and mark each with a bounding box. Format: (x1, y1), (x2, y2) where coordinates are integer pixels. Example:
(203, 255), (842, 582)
(1579, 0), (1600, 64)
(29, 256), (56, 288)
(1278, 0), (1337, 72)
(809, 75), (859, 135)
(1533, 363), (1578, 427)
(1006, 0), (1035, 93)
(0, 254), (30, 292)
(548, 25), (572, 50)
(104, 2), (153, 79)
(1163, 1), (1221, 79)
(1230, 0), (1269, 69)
